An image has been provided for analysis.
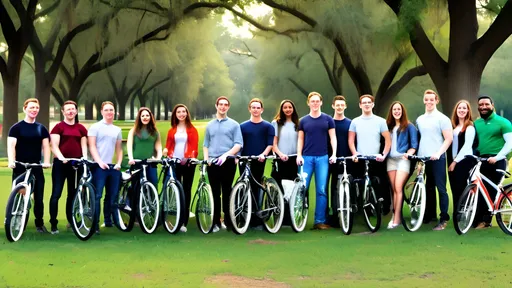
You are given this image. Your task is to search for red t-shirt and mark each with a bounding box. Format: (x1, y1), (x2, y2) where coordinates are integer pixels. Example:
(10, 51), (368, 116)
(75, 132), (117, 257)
(50, 122), (88, 158)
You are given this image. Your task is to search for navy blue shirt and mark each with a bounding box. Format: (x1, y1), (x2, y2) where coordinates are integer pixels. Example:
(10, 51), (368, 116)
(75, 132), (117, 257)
(240, 120), (274, 156)
(8, 120), (50, 163)
(299, 113), (335, 156)
(334, 118), (351, 157)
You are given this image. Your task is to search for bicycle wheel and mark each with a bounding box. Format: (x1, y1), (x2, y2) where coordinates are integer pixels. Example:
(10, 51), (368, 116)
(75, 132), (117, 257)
(138, 182), (160, 234)
(5, 185), (29, 242)
(363, 183), (381, 232)
(289, 182), (308, 233)
(496, 188), (512, 236)
(71, 182), (96, 241)
(229, 181), (252, 235)
(262, 178), (284, 234)
(338, 179), (353, 235)
(453, 184), (478, 235)
(195, 183), (214, 234)
(401, 180), (426, 232)
(161, 181), (184, 234)
(116, 183), (135, 232)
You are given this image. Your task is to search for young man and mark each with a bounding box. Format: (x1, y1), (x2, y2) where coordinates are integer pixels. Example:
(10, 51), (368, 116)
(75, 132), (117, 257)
(415, 90), (453, 230)
(240, 98), (275, 227)
(203, 96), (243, 233)
(49, 100), (88, 234)
(348, 95), (391, 214)
(328, 96), (352, 227)
(474, 95), (512, 229)
(88, 101), (123, 234)
(7, 98), (51, 233)
(297, 92), (337, 230)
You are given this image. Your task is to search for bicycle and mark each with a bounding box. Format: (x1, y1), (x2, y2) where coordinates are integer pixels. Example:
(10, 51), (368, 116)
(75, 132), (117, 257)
(189, 158), (214, 234)
(4, 162), (43, 242)
(352, 155), (382, 233)
(229, 155), (284, 235)
(454, 155), (512, 235)
(335, 156), (355, 235)
(116, 159), (161, 234)
(159, 157), (185, 234)
(401, 155), (430, 232)
(67, 158), (96, 241)
(288, 164), (308, 233)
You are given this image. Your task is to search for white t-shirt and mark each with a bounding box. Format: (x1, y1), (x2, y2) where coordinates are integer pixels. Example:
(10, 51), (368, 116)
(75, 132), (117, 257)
(416, 110), (452, 157)
(349, 114), (387, 155)
(271, 120), (298, 155)
(173, 131), (187, 159)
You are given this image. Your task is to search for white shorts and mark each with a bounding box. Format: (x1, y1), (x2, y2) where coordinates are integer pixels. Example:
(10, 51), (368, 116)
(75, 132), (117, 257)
(386, 157), (410, 172)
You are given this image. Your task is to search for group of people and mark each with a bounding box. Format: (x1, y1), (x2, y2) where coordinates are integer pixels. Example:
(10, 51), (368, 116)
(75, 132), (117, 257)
(6, 90), (512, 235)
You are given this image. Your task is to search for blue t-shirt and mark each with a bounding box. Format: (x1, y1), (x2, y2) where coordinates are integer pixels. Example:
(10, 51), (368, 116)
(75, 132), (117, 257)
(299, 113), (335, 156)
(334, 118), (351, 157)
(240, 120), (274, 156)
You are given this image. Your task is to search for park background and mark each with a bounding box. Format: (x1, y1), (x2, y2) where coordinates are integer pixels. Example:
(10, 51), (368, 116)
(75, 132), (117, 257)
(1, 1), (512, 287)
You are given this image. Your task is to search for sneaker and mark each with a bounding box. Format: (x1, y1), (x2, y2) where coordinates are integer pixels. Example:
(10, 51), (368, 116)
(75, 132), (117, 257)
(100, 223), (113, 228)
(212, 225), (220, 233)
(36, 226), (49, 233)
(221, 221), (227, 230)
(311, 223), (330, 230)
(50, 226), (59, 235)
(432, 221), (448, 231)
(475, 222), (492, 229)
(387, 221), (400, 229)
(124, 205), (132, 212)
(180, 226), (188, 233)
(189, 212), (195, 218)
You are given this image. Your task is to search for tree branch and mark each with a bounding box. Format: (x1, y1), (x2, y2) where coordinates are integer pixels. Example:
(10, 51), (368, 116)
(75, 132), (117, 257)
(35, 0), (61, 19)
(288, 78), (309, 97)
(0, 1), (18, 47)
(473, 0), (512, 68)
(332, 37), (372, 95)
(142, 74), (171, 96)
(51, 86), (64, 105)
(376, 55), (405, 100)
(313, 48), (340, 94)
(260, 0), (317, 27)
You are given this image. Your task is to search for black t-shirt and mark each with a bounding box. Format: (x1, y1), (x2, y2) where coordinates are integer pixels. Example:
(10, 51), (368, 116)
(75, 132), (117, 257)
(8, 121), (50, 163)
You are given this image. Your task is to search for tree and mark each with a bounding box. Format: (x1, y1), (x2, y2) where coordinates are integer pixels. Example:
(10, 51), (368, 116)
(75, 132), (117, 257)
(383, 0), (512, 111)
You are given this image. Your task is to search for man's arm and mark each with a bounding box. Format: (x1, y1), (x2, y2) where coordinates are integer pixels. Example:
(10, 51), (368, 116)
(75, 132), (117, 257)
(88, 136), (107, 169)
(381, 130), (391, 157)
(495, 132), (512, 161)
(81, 136), (88, 159)
(328, 128), (337, 163)
(42, 138), (51, 167)
(434, 129), (453, 159)
(50, 134), (65, 161)
(115, 139), (123, 168)
(7, 137), (17, 168)
(348, 131), (357, 156)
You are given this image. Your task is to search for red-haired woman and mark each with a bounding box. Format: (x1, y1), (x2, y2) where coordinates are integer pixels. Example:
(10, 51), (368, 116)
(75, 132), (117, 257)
(163, 104), (199, 232)
(385, 101), (418, 229)
(447, 100), (478, 207)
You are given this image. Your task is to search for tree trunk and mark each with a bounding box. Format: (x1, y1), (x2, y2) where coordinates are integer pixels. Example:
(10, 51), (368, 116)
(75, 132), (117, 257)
(95, 102), (102, 120)
(118, 98), (128, 121)
(1, 78), (20, 150)
(130, 95), (136, 120)
(156, 97), (161, 120)
(85, 100), (94, 120)
(442, 59), (483, 113)
(163, 96), (169, 121)
(34, 73), (52, 130)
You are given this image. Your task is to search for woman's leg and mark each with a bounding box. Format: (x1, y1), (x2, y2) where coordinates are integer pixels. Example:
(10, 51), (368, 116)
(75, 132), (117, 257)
(393, 171), (409, 224)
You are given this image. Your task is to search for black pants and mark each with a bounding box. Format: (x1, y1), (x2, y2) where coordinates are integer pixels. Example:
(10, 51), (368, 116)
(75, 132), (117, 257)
(50, 159), (81, 227)
(271, 159), (297, 226)
(207, 158), (236, 227)
(424, 157), (449, 222)
(240, 161), (266, 226)
(174, 164), (196, 226)
(448, 157), (474, 212)
(475, 157), (507, 224)
(13, 166), (45, 227)
(351, 161), (390, 215)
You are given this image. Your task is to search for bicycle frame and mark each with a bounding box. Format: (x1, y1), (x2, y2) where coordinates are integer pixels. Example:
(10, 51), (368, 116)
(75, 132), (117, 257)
(468, 160), (511, 214)
(238, 158), (270, 214)
(190, 159), (208, 205)
(10, 168), (34, 221)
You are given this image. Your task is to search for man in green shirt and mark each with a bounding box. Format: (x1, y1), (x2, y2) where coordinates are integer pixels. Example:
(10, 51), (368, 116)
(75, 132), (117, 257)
(474, 95), (512, 229)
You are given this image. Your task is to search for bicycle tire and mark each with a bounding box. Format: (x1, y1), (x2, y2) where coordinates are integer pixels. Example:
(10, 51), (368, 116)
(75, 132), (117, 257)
(116, 183), (135, 232)
(363, 182), (381, 232)
(262, 178), (285, 234)
(338, 179), (353, 235)
(289, 181), (308, 233)
(138, 182), (160, 234)
(71, 182), (96, 241)
(5, 185), (30, 242)
(453, 184), (478, 235)
(229, 181), (252, 235)
(161, 181), (184, 234)
(401, 180), (426, 232)
(496, 187), (512, 236)
(195, 183), (214, 234)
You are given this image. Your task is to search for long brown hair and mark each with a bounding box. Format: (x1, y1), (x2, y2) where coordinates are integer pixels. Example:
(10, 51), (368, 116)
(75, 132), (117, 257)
(385, 101), (410, 132)
(171, 104), (193, 128)
(273, 99), (299, 131)
(451, 100), (473, 132)
(134, 107), (157, 136)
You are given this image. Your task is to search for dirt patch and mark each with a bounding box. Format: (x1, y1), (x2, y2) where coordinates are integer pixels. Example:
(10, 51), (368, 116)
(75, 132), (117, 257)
(355, 231), (380, 236)
(206, 274), (290, 288)
(132, 273), (147, 279)
(419, 272), (434, 279)
(248, 238), (279, 245)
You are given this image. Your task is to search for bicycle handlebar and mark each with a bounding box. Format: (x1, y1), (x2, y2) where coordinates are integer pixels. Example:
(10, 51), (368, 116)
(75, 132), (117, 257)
(188, 158), (208, 165)
(14, 161), (45, 168)
(65, 158), (96, 166)
(336, 156), (356, 162)
(354, 155), (378, 161)
(132, 158), (163, 164)
(407, 155), (431, 161)
(464, 155), (489, 162)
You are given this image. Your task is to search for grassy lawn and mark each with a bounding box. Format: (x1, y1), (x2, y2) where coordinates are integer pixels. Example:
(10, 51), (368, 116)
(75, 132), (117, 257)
(0, 120), (511, 287)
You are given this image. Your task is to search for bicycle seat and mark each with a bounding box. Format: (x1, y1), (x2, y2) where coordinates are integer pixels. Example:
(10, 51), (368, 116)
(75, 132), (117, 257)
(496, 169), (511, 178)
(121, 171), (132, 181)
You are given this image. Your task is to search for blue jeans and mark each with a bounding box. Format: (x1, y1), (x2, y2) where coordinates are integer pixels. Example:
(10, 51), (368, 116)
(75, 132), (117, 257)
(92, 165), (121, 230)
(303, 155), (329, 225)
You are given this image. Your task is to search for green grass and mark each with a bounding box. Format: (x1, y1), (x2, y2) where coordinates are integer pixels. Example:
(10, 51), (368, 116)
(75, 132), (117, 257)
(1, 120), (512, 287)
(0, 167), (511, 287)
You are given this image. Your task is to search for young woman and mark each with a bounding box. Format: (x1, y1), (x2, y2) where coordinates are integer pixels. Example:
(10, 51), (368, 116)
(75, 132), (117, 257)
(271, 100), (299, 191)
(163, 104), (198, 232)
(415, 90), (453, 231)
(127, 107), (162, 188)
(447, 100), (477, 207)
(385, 101), (418, 229)
(49, 100), (88, 234)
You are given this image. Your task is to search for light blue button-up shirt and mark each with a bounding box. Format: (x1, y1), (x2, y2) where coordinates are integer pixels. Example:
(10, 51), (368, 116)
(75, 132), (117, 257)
(203, 117), (243, 158)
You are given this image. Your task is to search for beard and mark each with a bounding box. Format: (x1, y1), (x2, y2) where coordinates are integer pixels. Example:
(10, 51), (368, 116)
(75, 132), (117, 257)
(479, 109), (492, 119)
